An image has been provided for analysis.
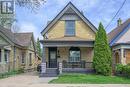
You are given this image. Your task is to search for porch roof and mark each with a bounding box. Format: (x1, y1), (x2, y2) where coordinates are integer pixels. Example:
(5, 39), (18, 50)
(40, 40), (94, 47)
(112, 43), (130, 51)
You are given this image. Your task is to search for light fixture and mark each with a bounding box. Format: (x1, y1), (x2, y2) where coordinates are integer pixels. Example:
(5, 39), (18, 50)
(57, 50), (60, 58)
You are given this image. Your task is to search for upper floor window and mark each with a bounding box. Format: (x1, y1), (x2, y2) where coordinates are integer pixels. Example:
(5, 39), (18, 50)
(65, 20), (75, 36)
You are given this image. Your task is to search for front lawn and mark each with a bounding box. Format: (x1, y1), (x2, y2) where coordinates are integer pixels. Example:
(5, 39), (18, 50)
(50, 73), (130, 84)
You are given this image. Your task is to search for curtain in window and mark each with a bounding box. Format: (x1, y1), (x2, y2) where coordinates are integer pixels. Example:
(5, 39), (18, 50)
(69, 47), (80, 62)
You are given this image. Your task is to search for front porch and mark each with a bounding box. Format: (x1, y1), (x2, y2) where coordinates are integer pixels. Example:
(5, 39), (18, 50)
(40, 40), (95, 77)
(112, 44), (130, 66)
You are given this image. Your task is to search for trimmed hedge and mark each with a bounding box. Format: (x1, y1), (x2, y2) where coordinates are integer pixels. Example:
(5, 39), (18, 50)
(115, 64), (130, 78)
(0, 68), (24, 79)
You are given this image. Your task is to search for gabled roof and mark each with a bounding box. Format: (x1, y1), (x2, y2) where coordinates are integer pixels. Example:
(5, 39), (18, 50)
(14, 33), (33, 47)
(108, 18), (130, 46)
(0, 25), (18, 45)
(41, 2), (97, 35)
(0, 25), (35, 47)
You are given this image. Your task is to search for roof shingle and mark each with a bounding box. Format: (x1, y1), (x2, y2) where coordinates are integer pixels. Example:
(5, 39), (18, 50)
(0, 25), (33, 47)
(108, 18), (130, 43)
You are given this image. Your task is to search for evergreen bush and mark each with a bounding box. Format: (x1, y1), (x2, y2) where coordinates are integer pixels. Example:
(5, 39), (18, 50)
(93, 22), (112, 76)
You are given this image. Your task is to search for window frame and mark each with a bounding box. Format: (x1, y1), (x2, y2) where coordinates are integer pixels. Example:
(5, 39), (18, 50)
(4, 50), (9, 63)
(29, 53), (32, 65)
(21, 52), (25, 64)
(65, 20), (75, 36)
(69, 47), (81, 62)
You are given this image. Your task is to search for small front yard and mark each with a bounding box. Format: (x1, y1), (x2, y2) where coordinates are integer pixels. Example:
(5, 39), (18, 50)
(50, 73), (130, 84)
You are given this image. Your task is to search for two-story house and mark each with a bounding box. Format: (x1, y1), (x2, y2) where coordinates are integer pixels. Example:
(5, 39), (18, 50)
(40, 2), (97, 77)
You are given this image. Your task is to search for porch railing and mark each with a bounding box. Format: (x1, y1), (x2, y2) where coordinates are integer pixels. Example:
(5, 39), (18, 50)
(62, 60), (93, 69)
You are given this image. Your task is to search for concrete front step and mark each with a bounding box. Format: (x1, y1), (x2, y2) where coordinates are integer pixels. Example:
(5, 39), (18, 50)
(40, 68), (58, 77)
(40, 68), (95, 77)
(40, 73), (58, 77)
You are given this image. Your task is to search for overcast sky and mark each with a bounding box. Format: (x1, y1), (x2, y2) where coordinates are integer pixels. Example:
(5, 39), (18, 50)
(15, 0), (130, 40)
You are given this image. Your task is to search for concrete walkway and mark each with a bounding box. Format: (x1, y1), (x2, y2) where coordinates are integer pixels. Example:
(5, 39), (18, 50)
(0, 72), (129, 87)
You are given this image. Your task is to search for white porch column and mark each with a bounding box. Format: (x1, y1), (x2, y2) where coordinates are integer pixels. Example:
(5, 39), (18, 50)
(41, 45), (46, 73)
(59, 62), (62, 74)
(120, 48), (124, 64)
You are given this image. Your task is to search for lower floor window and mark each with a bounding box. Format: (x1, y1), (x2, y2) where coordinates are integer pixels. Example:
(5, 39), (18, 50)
(22, 52), (25, 64)
(29, 53), (32, 65)
(69, 47), (80, 62)
(4, 50), (9, 62)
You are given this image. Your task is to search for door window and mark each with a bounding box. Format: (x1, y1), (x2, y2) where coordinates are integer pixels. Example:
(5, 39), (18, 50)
(50, 51), (56, 59)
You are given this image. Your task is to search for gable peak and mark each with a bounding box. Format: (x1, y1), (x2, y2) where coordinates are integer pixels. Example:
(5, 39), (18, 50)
(41, 2), (97, 35)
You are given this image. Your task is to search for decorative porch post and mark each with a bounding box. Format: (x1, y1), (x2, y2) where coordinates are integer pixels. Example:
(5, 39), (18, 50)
(59, 62), (62, 74)
(41, 45), (46, 74)
(120, 48), (124, 64)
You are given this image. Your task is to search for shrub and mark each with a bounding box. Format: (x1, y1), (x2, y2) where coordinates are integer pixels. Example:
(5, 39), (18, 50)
(115, 64), (124, 74)
(115, 64), (130, 78)
(93, 22), (112, 76)
(123, 65), (130, 78)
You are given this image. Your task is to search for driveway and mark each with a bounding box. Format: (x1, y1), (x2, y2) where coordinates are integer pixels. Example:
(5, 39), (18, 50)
(0, 72), (57, 87)
(0, 72), (130, 87)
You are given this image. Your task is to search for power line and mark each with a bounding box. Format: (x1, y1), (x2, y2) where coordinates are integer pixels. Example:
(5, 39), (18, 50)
(105, 0), (127, 29)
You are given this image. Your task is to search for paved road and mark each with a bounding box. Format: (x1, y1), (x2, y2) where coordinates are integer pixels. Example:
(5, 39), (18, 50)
(0, 72), (129, 87)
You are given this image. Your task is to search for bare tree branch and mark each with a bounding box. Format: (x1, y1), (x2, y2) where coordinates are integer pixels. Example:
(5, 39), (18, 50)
(15, 0), (46, 12)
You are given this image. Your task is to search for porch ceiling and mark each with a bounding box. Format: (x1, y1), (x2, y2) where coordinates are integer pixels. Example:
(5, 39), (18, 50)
(40, 40), (94, 47)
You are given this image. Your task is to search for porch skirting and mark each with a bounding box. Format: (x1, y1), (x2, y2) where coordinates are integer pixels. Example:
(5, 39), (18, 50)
(62, 68), (95, 73)
(40, 68), (95, 77)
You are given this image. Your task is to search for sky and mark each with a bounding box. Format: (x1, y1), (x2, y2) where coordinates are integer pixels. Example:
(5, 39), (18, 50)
(15, 0), (130, 40)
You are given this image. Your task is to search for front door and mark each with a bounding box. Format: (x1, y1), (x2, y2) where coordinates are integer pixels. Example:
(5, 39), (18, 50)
(49, 47), (57, 68)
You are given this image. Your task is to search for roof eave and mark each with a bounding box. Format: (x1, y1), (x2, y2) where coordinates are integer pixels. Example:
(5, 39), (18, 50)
(41, 2), (97, 36)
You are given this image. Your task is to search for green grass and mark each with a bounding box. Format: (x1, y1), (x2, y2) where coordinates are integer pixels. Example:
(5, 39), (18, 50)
(50, 73), (130, 84)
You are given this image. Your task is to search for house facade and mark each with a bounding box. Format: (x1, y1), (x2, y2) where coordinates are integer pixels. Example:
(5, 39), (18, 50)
(40, 2), (130, 77)
(0, 26), (39, 73)
(40, 2), (97, 77)
(108, 18), (130, 66)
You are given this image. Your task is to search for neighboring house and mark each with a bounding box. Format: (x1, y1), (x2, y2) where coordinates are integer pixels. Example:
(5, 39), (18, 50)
(108, 18), (130, 66)
(40, 2), (97, 77)
(0, 25), (39, 73)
